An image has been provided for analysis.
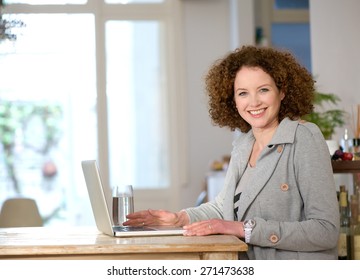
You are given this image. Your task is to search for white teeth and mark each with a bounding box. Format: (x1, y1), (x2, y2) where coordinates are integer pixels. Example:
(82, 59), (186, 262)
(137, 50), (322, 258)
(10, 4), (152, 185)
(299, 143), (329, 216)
(249, 109), (265, 115)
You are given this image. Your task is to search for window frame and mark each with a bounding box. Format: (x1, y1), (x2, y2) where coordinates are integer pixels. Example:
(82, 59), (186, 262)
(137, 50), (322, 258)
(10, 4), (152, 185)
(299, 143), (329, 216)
(255, 0), (309, 45)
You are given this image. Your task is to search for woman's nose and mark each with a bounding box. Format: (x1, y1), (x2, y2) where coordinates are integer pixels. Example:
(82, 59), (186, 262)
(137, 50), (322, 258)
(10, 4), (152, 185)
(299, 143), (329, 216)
(249, 93), (261, 106)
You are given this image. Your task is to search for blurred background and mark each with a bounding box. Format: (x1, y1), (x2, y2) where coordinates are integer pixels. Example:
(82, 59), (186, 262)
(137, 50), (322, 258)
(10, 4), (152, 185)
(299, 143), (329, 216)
(0, 0), (359, 227)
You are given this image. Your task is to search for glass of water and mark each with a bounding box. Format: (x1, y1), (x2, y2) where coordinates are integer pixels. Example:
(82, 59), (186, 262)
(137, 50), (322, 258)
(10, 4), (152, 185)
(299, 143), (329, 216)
(112, 185), (134, 226)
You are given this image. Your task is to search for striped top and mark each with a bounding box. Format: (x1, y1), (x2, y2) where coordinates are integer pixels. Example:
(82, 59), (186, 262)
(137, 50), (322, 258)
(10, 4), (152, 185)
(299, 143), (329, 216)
(234, 163), (255, 220)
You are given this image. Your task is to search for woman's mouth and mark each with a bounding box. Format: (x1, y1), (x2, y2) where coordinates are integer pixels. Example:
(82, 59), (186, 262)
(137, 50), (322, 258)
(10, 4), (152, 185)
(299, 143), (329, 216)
(249, 108), (265, 116)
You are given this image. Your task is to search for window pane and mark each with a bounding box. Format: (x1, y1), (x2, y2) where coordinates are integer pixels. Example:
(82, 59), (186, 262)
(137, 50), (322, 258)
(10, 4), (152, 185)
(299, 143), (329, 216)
(274, 0), (309, 9)
(0, 14), (97, 226)
(271, 23), (311, 72)
(105, 0), (163, 3)
(4, 0), (87, 4)
(106, 20), (169, 189)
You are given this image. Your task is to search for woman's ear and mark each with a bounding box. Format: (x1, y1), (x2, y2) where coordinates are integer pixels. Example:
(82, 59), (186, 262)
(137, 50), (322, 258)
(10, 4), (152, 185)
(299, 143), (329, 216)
(280, 90), (285, 101)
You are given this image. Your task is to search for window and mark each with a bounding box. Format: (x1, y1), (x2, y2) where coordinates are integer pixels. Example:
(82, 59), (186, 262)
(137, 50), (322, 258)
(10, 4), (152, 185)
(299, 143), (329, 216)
(0, 13), (97, 226)
(5, 0), (87, 4)
(255, 0), (311, 72)
(274, 0), (309, 9)
(106, 20), (170, 188)
(105, 0), (163, 3)
(0, 0), (185, 226)
(271, 23), (311, 71)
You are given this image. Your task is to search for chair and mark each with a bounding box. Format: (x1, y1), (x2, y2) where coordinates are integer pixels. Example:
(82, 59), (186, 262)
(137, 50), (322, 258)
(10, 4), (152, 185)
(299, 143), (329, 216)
(0, 198), (43, 227)
(195, 190), (207, 206)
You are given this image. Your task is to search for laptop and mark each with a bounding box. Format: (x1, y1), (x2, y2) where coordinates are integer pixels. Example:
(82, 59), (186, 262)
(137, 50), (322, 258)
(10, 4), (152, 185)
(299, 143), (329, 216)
(81, 160), (185, 237)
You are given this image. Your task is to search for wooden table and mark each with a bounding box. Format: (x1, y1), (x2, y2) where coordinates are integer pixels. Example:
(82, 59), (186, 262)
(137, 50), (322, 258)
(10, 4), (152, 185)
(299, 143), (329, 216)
(0, 227), (247, 260)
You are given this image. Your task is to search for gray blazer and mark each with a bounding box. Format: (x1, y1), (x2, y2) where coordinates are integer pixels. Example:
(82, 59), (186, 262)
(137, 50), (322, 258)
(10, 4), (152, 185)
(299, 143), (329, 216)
(185, 118), (340, 260)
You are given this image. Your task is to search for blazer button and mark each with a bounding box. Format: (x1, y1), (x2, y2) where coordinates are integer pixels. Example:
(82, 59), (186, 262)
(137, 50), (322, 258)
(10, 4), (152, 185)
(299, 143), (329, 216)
(280, 183), (289, 191)
(277, 145), (283, 153)
(269, 234), (279, 243)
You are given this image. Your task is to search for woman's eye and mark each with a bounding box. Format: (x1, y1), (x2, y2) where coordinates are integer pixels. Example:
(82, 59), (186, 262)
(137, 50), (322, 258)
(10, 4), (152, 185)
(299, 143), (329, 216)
(237, 91), (247, 96)
(259, 88), (269, 93)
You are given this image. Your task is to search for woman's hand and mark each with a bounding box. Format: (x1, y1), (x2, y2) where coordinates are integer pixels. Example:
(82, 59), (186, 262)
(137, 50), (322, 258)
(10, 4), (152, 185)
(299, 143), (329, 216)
(183, 219), (244, 238)
(123, 209), (189, 227)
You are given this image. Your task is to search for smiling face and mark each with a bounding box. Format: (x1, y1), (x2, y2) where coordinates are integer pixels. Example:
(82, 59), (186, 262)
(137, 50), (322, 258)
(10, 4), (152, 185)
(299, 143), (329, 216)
(234, 66), (285, 134)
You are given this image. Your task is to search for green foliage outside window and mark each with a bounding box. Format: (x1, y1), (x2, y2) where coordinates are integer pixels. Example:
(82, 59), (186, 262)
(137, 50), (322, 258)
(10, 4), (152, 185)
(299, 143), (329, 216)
(0, 100), (62, 194)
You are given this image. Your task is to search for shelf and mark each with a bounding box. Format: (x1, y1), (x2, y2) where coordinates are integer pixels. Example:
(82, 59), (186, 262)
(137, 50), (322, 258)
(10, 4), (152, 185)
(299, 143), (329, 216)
(332, 161), (360, 173)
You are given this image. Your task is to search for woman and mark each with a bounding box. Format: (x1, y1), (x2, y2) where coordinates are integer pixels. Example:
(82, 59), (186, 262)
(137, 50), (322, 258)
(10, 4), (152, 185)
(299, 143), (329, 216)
(124, 45), (340, 260)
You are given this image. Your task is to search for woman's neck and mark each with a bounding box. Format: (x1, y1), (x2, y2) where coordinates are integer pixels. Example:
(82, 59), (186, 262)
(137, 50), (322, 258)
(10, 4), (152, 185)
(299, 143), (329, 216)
(252, 124), (279, 149)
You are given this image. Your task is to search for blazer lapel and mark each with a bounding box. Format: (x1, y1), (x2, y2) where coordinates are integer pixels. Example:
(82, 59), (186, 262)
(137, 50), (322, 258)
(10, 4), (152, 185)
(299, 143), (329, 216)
(236, 118), (298, 221)
(236, 144), (284, 221)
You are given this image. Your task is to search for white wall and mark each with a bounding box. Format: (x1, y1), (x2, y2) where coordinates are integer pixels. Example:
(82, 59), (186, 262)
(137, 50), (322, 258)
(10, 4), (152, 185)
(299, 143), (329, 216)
(310, 0), (360, 142)
(179, 0), (254, 208)
(310, 0), (360, 193)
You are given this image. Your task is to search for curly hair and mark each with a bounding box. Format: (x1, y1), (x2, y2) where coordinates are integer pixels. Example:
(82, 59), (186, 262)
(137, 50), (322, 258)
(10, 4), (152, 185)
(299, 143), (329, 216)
(205, 45), (315, 132)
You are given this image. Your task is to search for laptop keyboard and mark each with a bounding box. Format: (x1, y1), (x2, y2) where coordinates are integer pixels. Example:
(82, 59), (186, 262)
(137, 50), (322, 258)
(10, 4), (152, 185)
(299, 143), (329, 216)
(113, 226), (155, 232)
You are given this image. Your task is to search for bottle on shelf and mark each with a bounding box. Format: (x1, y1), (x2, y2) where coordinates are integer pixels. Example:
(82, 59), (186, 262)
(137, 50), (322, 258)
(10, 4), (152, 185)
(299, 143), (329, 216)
(350, 194), (360, 259)
(340, 185), (350, 217)
(353, 226), (360, 260)
(340, 128), (350, 152)
(354, 172), (360, 199)
(351, 138), (360, 160)
(350, 194), (359, 226)
(338, 186), (351, 260)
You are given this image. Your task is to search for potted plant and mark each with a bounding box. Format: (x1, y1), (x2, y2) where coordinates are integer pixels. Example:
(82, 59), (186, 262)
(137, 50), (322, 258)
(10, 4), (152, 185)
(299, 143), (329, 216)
(303, 92), (346, 140)
(303, 92), (346, 155)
